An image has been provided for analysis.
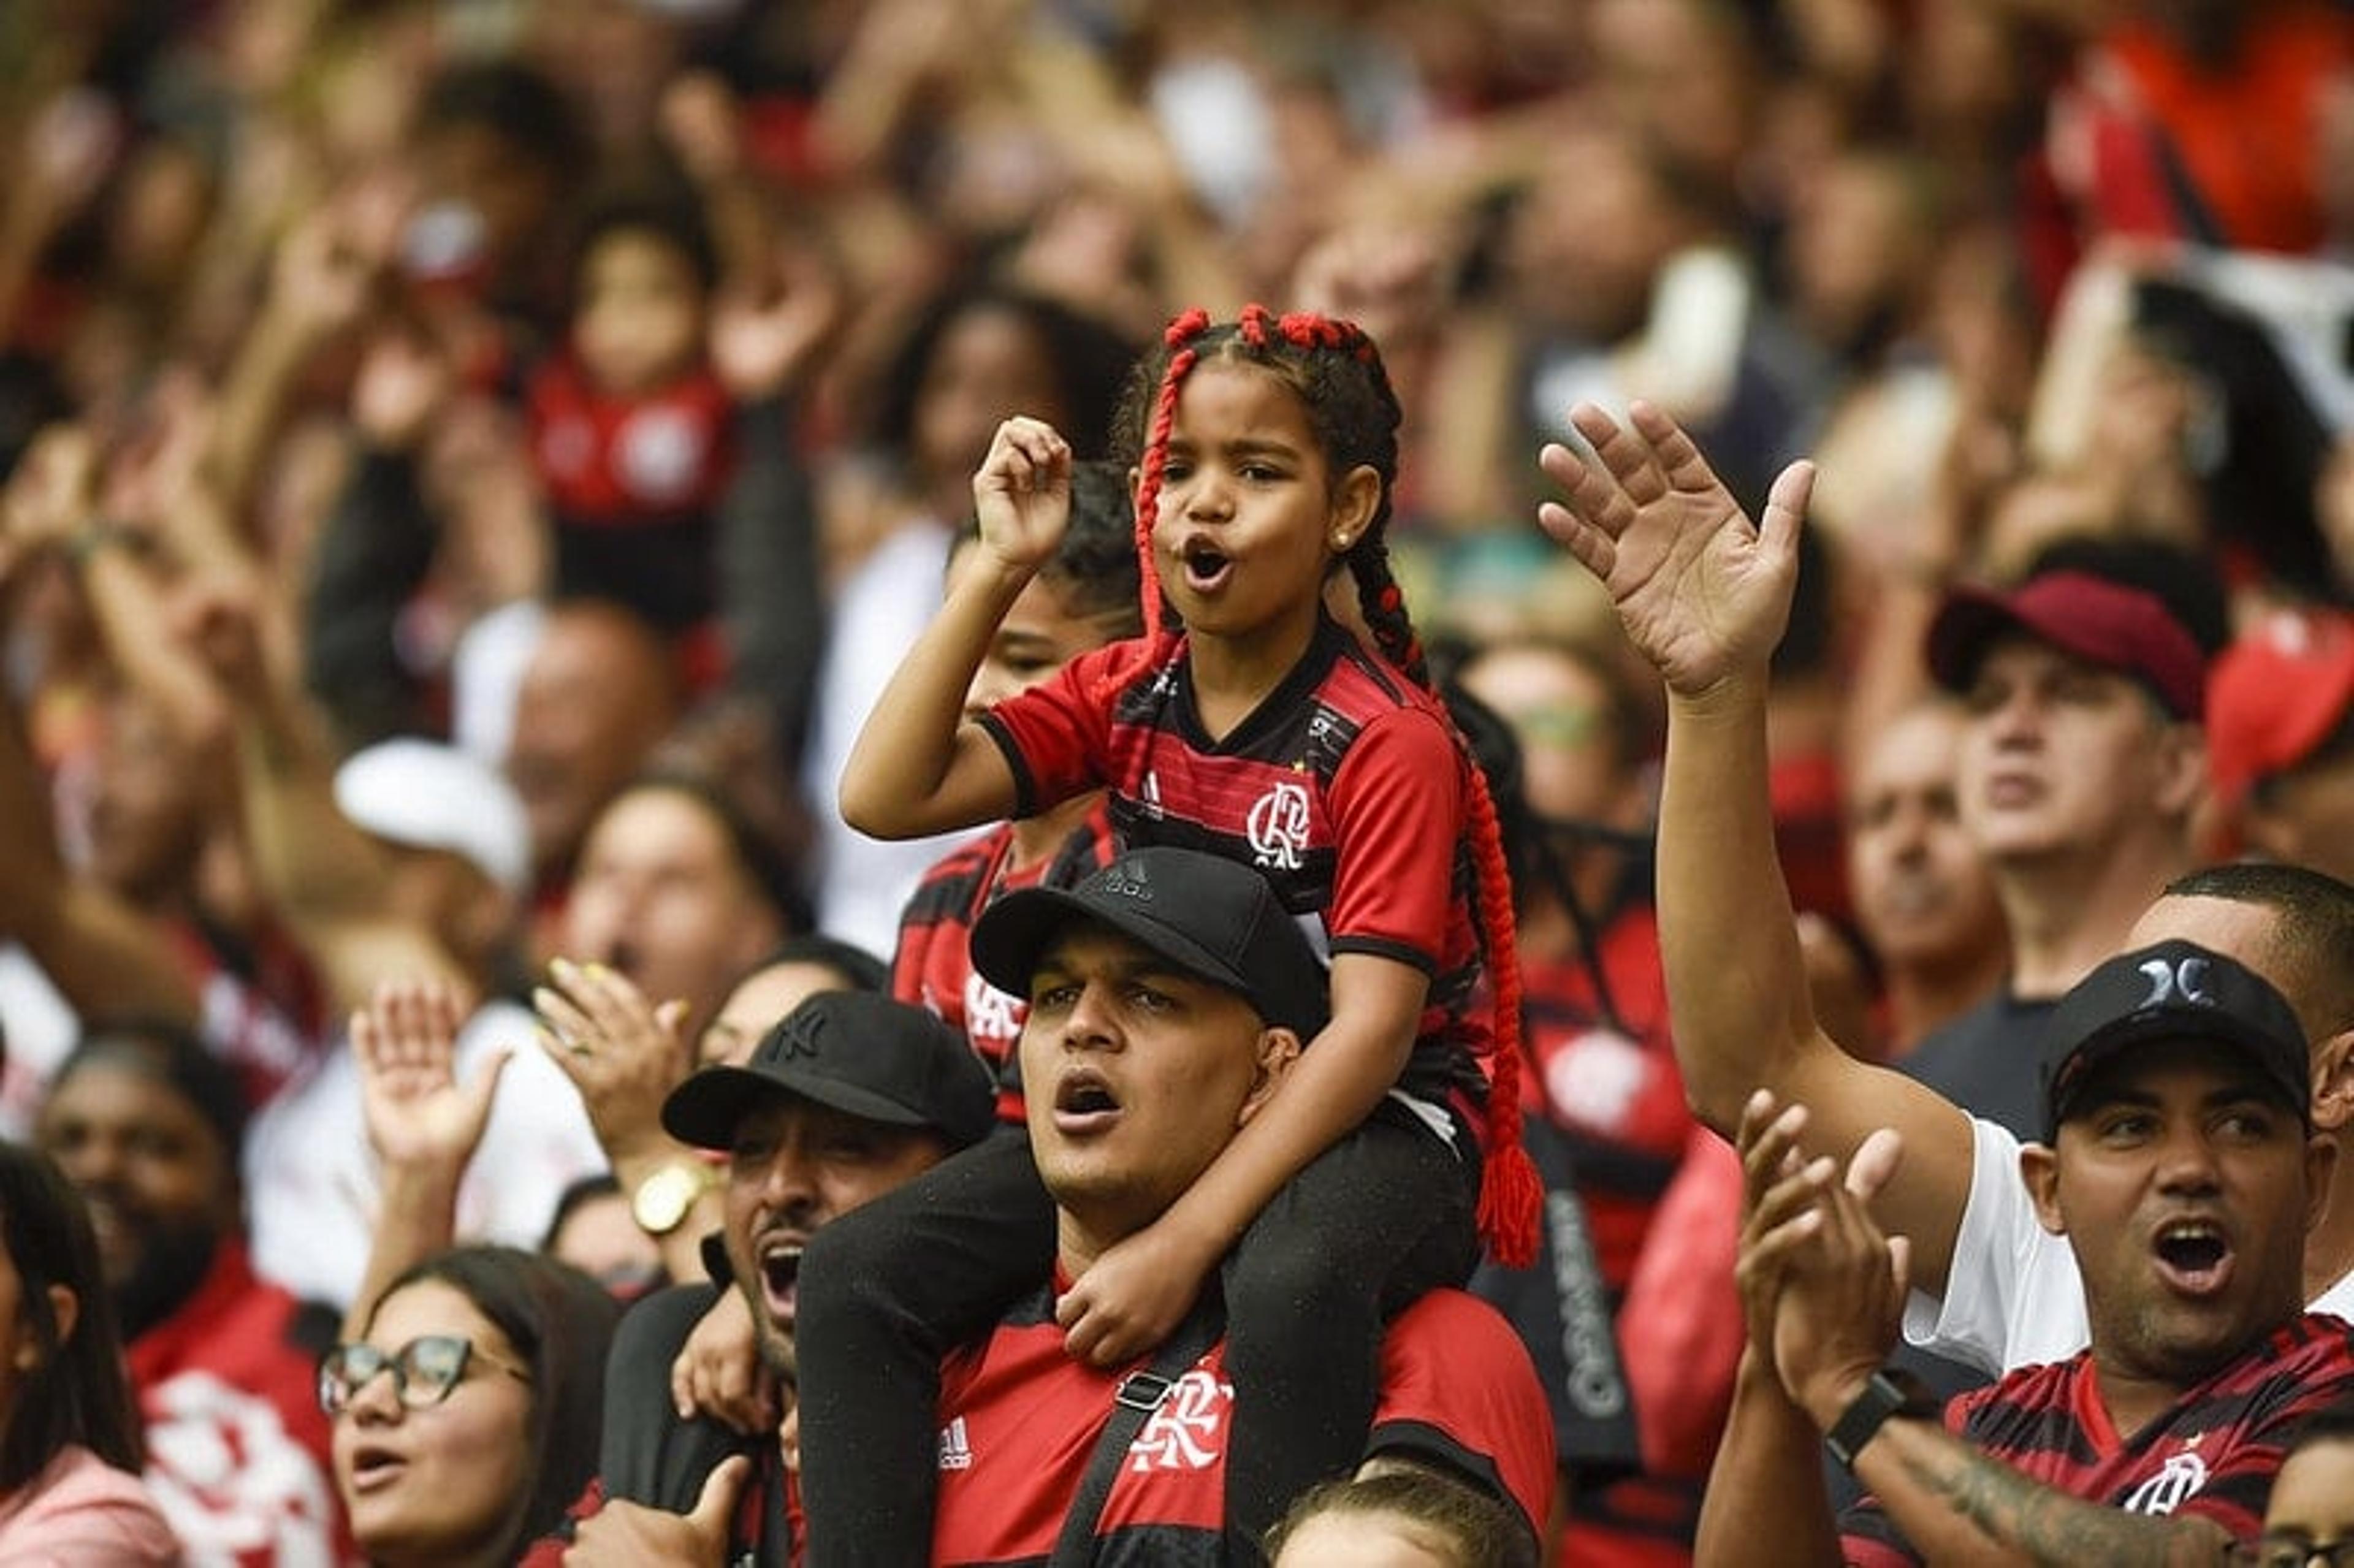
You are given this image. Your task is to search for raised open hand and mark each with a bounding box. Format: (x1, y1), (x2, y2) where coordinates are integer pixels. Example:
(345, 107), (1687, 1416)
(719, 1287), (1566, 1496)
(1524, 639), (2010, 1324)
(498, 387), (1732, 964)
(535, 957), (693, 1165)
(1537, 401), (1813, 698)
(352, 330), (452, 452)
(354, 976), (507, 1177)
(972, 416), (1072, 576)
(708, 250), (842, 402)
(1, 424), (101, 556)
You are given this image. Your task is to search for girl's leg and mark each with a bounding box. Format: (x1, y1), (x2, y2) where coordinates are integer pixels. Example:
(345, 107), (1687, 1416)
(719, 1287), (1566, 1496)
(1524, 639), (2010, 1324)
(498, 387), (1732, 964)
(793, 1128), (1053, 1566)
(1220, 1106), (1478, 1553)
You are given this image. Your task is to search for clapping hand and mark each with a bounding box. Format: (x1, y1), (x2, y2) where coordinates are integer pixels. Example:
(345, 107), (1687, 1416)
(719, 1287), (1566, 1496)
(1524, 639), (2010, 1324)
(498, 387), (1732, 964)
(1731, 1089), (1910, 1427)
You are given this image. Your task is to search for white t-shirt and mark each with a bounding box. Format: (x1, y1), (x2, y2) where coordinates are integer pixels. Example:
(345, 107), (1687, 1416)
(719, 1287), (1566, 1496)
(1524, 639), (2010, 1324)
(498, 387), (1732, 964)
(1905, 1114), (2354, 1373)
(801, 520), (966, 958)
(245, 997), (608, 1310)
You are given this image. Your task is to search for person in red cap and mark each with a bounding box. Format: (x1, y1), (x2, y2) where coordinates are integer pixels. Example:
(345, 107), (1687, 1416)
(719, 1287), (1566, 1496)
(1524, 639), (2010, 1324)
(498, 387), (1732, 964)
(2207, 607), (2354, 887)
(1894, 561), (2211, 1141)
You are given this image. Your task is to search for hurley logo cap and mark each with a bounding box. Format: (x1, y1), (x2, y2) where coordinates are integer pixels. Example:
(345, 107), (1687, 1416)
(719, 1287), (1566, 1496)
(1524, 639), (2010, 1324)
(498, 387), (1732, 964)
(661, 991), (996, 1152)
(2040, 939), (2310, 1141)
(969, 847), (1330, 1038)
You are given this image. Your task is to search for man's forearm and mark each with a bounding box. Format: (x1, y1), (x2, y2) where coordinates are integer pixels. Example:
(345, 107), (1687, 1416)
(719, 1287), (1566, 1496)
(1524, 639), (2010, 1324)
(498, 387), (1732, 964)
(1853, 1415), (2233, 1567)
(1694, 1352), (1842, 1568)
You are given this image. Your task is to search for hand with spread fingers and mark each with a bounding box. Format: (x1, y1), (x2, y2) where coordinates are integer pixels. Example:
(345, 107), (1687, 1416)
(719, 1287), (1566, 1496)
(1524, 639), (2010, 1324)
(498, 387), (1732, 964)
(535, 956), (695, 1166)
(354, 975), (506, 1180)
(1536, 400), (1815, 699)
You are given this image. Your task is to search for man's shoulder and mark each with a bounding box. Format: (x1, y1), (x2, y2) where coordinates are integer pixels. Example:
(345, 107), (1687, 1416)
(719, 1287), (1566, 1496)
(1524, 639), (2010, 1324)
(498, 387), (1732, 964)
(1371, 1290), (1557, 1542)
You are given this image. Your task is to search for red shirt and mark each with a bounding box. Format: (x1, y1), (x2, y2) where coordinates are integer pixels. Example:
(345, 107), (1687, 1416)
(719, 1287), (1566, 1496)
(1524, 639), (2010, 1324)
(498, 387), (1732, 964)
(934, 1287), (1555, 1564)
(126, 1239), (355, 1566)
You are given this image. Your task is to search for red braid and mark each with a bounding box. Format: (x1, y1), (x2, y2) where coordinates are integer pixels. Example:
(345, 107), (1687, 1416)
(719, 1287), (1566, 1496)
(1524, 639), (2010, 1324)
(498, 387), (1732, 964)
(1463, 766), (1540, 1266)
(1130, 310), (1210, 653)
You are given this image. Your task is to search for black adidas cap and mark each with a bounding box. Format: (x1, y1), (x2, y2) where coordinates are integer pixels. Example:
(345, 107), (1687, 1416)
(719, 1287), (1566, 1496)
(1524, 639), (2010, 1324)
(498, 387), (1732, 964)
(969, 847), (1329, 1039)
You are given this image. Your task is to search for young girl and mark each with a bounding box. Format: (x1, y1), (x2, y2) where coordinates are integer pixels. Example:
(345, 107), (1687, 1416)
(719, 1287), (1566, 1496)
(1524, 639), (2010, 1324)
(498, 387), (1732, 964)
(809, 306), (1539, 1559)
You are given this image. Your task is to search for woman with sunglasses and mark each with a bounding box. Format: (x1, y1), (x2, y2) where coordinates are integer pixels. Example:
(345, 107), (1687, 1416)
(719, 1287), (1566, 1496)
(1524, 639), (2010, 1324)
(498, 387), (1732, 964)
(322, 1245), (619, 1566)
(0, 1140), (178, 1561)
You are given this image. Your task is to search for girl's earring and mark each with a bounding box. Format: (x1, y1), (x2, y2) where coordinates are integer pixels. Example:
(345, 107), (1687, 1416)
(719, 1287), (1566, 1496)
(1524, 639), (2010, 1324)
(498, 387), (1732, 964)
(1331, 534), (1353, 551)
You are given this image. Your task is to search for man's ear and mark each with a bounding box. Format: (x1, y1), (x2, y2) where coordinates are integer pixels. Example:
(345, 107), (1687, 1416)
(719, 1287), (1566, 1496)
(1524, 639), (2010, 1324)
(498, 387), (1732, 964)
(2150, 723), (2207, 820)
(2306, 1133), (2340, 1236)
(2312, 1030), (2354, 1132)
(1238, 1029), (1304, 1126)
(2020, 1141), (2066, 1238)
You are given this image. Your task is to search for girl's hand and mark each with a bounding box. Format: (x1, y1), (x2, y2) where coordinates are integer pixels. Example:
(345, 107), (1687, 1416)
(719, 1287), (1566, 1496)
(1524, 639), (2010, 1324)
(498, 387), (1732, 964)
(669, 1286), (781, 1435)
(1054, 1219), (1215, 1368)
(535, 957), (693, 1165)
(354, 976), (506, 1177)
(1536, 400), (1814, 699)
(972, 417), (1073, 576)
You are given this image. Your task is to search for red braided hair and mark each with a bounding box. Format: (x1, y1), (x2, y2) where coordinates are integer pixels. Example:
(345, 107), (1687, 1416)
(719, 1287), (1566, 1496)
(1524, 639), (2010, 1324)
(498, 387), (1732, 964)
(1119, 305), (1541, 1265)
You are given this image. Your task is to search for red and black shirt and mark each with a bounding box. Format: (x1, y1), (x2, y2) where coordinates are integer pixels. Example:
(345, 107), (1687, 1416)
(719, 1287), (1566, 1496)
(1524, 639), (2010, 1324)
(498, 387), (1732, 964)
(933, 1286), (1555, 1565)
(1842, 1312), (2354, 1563)
(975, 618), (1493, 1143)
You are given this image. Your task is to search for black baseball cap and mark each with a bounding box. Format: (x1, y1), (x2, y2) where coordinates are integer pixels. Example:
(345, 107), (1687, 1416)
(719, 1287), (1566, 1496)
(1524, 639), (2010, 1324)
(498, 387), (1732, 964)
(969, 847), (1330, 1039)
(2040, 939), (2310, 1141)
(661, 991), (996, 1152)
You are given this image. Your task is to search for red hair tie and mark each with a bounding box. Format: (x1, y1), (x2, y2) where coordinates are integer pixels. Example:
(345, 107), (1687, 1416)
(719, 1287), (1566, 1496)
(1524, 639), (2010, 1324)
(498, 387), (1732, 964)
(1165, 308), (1210, 347)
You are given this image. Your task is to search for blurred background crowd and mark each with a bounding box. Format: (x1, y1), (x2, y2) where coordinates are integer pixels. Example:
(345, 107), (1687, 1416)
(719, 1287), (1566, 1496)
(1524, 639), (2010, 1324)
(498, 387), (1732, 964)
(4, 0), (2354, 1562)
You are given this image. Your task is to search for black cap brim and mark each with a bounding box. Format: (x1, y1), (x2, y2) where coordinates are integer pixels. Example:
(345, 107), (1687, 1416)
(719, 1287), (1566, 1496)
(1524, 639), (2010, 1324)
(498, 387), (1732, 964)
(661, 1062), (934, 1151)
(970, 884), (1259, 1016)
(2044, 1016), (2312, 1142)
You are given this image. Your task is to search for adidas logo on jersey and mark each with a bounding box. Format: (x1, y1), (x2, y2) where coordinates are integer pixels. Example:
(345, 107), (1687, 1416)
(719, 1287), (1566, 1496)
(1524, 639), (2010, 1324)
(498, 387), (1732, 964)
(938, 1415), (973, 1472)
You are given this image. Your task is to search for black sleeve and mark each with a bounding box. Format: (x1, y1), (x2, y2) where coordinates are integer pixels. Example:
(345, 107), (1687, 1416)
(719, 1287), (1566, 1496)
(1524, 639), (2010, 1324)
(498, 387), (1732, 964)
(302, 447), (439, 751)
(716, 396), (826, 769)
(598, 1282), (756, 1510)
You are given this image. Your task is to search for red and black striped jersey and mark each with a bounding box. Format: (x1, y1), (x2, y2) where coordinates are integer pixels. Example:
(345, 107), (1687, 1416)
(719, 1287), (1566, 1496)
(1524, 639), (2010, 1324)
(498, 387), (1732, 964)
(932, 1286), (1555, 1565)
(977, 617), (1492, 1138)
(890, 804), (1120, 1125)
(1841, 1311), (2354, 1564)
(1520, 898), (1689, 1297)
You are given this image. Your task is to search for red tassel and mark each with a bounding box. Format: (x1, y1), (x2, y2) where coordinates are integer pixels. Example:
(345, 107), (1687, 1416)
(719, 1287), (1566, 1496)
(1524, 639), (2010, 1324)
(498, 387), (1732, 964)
(1476, 1134), (1542, 1269)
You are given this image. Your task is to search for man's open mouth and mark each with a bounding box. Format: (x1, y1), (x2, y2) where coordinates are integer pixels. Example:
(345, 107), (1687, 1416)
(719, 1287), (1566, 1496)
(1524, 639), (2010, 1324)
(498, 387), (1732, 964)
(2151, 1217), (2233, 1296)
(758, 1238), (804, 1323)
(1052, 1070), (1122, 1135)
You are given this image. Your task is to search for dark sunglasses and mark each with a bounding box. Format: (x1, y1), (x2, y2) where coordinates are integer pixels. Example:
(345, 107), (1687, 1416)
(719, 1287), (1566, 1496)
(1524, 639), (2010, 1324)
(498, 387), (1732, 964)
(318, 1333), (530, 1415)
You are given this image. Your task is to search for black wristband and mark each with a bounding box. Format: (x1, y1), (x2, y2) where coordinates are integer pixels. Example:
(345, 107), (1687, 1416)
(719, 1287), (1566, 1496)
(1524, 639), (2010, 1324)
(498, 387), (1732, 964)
(1824, 1369), (1938, 1472)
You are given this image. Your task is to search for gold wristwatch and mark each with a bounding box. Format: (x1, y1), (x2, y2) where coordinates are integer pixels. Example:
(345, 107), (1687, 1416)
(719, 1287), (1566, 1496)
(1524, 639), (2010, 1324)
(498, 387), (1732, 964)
(631, 1160), (717, 1236)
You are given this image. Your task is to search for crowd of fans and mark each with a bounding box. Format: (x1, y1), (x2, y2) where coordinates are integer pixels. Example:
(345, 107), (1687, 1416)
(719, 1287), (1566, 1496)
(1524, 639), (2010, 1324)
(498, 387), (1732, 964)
(7, 0), (2354, 1563)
